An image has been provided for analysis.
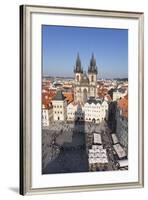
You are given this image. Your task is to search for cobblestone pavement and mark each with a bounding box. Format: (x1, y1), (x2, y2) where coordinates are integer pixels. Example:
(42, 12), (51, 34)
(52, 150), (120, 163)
(42, 121), (119, 174)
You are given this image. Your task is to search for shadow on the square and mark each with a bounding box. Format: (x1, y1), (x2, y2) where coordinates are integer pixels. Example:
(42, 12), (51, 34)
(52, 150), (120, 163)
(42, 105), (89, 174)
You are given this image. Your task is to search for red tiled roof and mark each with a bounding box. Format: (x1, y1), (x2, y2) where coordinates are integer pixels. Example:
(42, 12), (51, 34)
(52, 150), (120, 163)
(63, 92), (74, 104)
(42, 90), (56, 109)
(97, 86), (109, 98)
(42, 98), (52, 109)
(118, 95), (128, 118)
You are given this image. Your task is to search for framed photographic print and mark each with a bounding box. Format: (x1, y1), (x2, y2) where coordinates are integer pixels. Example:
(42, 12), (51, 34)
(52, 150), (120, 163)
(20, 5), (144, 195)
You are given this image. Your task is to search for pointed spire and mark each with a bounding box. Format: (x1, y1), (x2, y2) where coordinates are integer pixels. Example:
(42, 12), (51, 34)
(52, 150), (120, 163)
(74, 53), (83, 73)
(88, 53), (98, 74)
(90, 53), (96, 67)
(76, 53), (81, 68)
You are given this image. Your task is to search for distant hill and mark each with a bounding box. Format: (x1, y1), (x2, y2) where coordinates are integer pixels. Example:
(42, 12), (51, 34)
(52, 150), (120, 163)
(43, 75), (74, 80)
(113, 78), (128, 81)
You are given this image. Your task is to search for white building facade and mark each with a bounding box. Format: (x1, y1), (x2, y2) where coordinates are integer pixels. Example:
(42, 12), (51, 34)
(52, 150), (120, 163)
(67, 98), (108, 123)
(67, 103), (77, 121)
(42, 104), (53, 127)
(42, 106), (50, 127)
(67, 103), (84, 121)
(52, 90), (67, 121)
(83, 98), (108, 123)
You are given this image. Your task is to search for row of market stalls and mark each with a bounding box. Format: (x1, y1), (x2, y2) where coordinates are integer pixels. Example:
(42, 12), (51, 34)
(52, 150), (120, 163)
(111, 133), (128, 170)
(88, 132), (128, 171)
(88, 132), (108, 171)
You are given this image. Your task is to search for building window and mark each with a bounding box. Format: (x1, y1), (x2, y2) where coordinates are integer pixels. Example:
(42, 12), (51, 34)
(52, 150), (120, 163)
(77, 75), (79, 82)
(91, 75), (94, 82)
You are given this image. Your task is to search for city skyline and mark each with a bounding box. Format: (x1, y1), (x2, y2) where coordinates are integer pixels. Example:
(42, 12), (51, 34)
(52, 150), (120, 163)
(42, 25), (128, 79)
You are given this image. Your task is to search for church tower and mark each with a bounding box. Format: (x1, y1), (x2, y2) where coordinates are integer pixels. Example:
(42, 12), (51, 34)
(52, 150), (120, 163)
(52, 90), (67, 121)
(88, 53), (98, 97)
(74, 53), (83, 103)
(74, 53), (83, 84)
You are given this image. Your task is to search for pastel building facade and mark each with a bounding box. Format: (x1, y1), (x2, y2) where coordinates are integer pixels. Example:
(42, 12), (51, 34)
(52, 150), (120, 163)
(42, 103), (53, 127)
(52, 90), (67, 121)
(67, 97), (108, 123)
(83, 98), (108, 123)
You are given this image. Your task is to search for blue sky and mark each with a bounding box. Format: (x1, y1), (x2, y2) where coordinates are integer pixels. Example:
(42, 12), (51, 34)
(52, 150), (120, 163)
(42, 25), (128, 79)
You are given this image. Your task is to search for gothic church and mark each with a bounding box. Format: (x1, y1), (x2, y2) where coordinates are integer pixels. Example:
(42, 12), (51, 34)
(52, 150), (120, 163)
(74, 53), (98, 103)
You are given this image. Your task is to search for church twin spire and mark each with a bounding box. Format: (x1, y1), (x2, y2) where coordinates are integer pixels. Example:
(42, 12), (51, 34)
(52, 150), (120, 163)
(74, 53), (83, 73)
(88, 53), (98, 74)
(74, 53), (97, 74)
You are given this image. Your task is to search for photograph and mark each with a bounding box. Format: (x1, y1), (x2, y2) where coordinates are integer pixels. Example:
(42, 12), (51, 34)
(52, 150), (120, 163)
(41, 25), (128, 174)
(20, 5), (144, 194)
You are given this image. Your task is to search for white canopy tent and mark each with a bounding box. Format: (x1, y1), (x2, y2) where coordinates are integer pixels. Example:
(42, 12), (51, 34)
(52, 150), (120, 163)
(113, 143), (126, 159)
(118, 159), (128, 168)
(88, 146), (108, 164)
(93, 133), (102, 145)
(111, 133), (119, 144)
